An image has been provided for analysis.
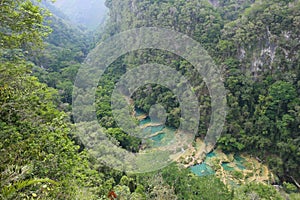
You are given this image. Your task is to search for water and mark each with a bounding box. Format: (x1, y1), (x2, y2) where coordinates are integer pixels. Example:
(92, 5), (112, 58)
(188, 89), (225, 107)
(150, 133), (166, 147)
(189, 152), (217, 176)
(190, 152), (247, 176)
(206, 152), (216, 158)
(143, 125), (164, 134)
(190, 163), (215, 176)
(220, 155), (246, 172)
(234, 155), (246, 170)
(139, 117), (151, 125)
(222, 163), (234, 171)
(151, 133), (165, 142)
(135, 108), (146, 117)
(136, 109), (168, 146)
(136, 108), (247, 178)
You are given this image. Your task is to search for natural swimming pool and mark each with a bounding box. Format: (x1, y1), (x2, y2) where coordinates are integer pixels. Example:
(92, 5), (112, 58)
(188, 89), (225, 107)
(136, 108), (247, 178)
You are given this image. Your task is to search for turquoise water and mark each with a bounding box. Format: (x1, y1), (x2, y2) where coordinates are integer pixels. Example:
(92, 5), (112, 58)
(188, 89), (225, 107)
(138, 111), (164, 134)
(139, 117), (151, 125)
(150, 133), (166, 147)
(234, 155), (246, 170)
(135, 108), (146, 117)
(189, 152), (216, 176)
(222, 163), (234, 171)
(151, 133), (165, 142)
(206, 152), (216, 158)
(189, 151), (217, 176)
(190, 163), (215, 176)
(139, 116), (163, 126)
(220, 155), (246, 172)
(136, 108), (247, 177)
(191, 152), (247, 176)
(143, 125), (164, 134)
(136, 109), (166, 146)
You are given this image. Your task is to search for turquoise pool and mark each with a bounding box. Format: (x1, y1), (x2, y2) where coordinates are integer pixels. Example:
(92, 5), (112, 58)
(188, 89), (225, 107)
(190, 163), (215, 176)
(222, 163), (234, 171)
(143, 125), (164, 134)
(206, 152), (216, 158)
(234, 155), (246, 170)
(139, 117), (151, 125)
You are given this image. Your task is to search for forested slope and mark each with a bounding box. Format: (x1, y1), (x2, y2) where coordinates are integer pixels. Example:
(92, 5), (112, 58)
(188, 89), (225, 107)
(32, 2), (94, 107)
(0, 1), (95, 199)
(101, 0), (300, 192)
(217, 0), (300, 184)
(0, 0), (299, 199)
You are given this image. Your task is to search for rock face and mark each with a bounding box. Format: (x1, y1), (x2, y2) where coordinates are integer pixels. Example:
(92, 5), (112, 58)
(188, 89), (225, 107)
(220, 1), (300, 79)
(237, 26), (297, 78)
(53, 0), (108, 29)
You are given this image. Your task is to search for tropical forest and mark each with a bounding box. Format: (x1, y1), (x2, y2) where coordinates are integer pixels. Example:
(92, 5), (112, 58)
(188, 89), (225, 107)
(0, 0), (299, 199)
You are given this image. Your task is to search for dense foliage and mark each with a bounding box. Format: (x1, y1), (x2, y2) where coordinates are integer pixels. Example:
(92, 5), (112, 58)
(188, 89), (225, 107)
(30, 3), (99, 112)
(102, 0), (300, 186)
(1, 1), (105, 199)
(79, 0), (300, 197)
(217, 0), (300, 184)
(1, 0), (299, 199)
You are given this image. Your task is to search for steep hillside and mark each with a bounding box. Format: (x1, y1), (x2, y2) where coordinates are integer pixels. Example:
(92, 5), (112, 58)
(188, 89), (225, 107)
(101, 0), (300, 188)
(1, 0), (299, 199)
(32, 2), (94, 106)
(53, 0), (108, 29)
(0, 1), (105, 199)
(217, 0), (300, 184)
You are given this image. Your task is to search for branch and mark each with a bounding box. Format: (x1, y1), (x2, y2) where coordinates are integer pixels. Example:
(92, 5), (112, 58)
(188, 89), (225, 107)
(290, 176), (300, 189)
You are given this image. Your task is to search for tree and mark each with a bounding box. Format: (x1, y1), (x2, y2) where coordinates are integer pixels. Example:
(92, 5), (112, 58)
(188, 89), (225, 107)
(0, 1), (108, 199)
(0, 0), (51, 52)
(233, 183), (284, 200)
